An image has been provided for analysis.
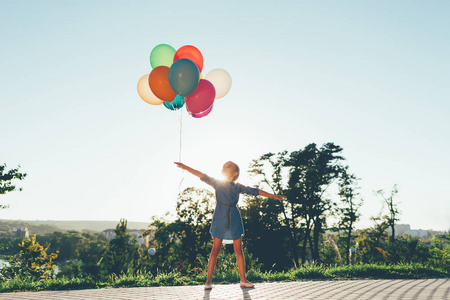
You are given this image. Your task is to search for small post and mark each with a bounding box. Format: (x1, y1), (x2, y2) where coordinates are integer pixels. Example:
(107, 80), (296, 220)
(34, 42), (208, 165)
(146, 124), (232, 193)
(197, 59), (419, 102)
(349, 247), (356, 265)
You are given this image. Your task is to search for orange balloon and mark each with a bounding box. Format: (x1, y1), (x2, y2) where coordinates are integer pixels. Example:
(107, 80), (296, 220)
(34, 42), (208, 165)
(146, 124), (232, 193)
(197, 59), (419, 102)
(148, 66), (177, 101)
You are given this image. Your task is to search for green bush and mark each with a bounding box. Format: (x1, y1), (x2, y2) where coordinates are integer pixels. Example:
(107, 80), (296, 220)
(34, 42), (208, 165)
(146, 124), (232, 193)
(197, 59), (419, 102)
(428, 246), (450, 270)
(1, 235), (58, 280)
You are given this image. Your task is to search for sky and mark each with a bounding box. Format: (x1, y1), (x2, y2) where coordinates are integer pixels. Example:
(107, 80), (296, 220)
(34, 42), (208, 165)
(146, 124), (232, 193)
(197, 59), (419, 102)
(1, 1), (449, 231)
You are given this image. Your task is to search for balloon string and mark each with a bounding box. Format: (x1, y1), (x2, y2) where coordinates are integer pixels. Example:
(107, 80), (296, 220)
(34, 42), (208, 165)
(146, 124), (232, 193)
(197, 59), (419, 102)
(178, 107), (185, 198)
(179, 106), (182, 162)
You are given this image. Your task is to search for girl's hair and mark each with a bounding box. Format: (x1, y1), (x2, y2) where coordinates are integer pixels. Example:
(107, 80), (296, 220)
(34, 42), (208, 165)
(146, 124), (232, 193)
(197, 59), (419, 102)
(229, 161), (240, 181)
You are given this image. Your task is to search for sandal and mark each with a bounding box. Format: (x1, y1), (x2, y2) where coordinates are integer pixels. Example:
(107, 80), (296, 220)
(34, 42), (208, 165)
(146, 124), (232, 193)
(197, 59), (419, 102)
(240, 281), (255, 288)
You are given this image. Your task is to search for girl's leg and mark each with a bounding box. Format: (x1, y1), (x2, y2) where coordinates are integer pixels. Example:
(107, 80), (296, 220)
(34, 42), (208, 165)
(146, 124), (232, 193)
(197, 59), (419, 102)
(234, 238), (254, 287)
(206, 237), (223, 286)
(233, 237), (249, 283)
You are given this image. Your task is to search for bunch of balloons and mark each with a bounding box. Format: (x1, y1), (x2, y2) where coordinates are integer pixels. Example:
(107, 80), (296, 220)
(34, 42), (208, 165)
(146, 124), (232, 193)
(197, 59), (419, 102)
(137, 44), (232, 118)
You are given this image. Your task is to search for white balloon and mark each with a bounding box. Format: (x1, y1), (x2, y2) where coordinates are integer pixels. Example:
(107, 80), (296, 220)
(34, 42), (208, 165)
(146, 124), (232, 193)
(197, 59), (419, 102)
(137, 74), (164, 105)
(148, 248), (156, 256)
(205, 69), (232, 99)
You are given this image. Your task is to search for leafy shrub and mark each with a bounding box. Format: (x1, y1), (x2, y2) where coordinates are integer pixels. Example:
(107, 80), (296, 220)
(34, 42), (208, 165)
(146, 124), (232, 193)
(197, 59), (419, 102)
(1, 235), (58, 280)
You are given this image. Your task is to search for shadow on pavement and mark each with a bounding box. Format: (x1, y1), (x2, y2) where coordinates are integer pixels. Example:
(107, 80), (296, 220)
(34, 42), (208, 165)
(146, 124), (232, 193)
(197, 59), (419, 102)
(241, 287), (253, 299)
(202, 286), (253, 299)
(203, 289), (211, 299)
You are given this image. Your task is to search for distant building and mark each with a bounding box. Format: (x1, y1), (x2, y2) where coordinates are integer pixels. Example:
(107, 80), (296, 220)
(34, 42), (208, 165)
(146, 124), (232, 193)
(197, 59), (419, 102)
(103, 229), (116, 241)
(102, 229), (150, 248)
(11, 227), (29, 238)
(387, 224), (428, 239)
(128, 230), (150, 248)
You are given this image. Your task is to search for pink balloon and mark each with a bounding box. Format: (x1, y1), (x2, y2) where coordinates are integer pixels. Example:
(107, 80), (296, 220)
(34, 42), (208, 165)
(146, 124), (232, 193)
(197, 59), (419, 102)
(185, 79), (215, 114)
(188, 103), (213, 118)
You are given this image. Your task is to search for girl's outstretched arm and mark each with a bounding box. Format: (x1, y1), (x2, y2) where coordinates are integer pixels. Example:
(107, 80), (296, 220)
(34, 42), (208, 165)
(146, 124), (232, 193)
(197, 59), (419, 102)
(174, 162), (205, 179)
(258, 189), (287, 201)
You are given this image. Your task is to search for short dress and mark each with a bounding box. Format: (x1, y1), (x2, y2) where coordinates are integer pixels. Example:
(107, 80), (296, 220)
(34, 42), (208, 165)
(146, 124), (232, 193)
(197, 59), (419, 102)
(201, 174), (259, 241)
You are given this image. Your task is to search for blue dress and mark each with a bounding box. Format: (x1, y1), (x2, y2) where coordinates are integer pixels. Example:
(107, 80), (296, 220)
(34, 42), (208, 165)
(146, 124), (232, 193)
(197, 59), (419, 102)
(201, 174), (259, 240)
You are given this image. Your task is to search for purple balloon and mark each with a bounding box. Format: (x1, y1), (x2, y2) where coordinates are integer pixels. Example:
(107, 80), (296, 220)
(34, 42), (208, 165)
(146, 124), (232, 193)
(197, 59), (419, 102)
(187, 103), (213, 118)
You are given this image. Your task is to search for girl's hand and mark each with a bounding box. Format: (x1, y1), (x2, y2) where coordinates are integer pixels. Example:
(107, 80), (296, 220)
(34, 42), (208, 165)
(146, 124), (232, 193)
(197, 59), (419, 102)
(174, 162), (187, 170)
(274, 195), (287, 201)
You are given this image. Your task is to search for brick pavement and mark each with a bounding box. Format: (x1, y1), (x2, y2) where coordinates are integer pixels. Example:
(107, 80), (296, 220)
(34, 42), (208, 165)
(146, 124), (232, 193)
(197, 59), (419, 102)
(0, 279), (448, 300)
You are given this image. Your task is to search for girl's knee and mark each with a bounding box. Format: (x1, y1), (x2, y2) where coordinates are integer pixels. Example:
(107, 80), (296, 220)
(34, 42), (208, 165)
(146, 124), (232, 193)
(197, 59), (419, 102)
(211, 245), (221, 256)
(210, 238), (223, 256)
(234, 246), (243, 256)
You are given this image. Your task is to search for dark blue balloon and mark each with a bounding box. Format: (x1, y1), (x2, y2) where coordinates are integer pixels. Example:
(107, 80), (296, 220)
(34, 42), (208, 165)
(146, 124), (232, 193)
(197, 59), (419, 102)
(168, 59), (200, 97)
(163, 95), (185, 111)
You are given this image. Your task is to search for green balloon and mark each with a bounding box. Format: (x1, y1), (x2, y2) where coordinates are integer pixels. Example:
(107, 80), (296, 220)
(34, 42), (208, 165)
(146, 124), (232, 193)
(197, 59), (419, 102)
(150, 44), (176, 68)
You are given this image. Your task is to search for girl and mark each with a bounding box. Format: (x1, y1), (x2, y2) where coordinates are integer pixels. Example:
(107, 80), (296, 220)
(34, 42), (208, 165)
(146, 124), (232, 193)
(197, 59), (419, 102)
(174, 161), (286, 289)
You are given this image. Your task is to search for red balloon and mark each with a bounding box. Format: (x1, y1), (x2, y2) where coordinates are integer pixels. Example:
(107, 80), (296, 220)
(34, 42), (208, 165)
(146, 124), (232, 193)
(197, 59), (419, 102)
(148, 66), (177, 101)
(185, 79), (215, 114)
(174, 45), (204, 73)
(188, 103), (213, 118)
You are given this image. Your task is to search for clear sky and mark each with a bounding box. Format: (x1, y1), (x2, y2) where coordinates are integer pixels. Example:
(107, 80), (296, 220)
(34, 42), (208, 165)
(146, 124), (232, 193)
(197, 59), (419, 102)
(1, 1), (449, 231)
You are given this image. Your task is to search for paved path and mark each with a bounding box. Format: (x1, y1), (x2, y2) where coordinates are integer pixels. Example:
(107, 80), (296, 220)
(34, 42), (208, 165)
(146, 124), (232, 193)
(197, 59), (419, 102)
(0, 279), (449, 300)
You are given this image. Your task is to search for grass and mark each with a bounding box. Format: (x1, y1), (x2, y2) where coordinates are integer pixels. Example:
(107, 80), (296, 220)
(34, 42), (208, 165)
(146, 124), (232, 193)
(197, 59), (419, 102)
(1, 263), (448, 293)
(0, 277), (107, 293)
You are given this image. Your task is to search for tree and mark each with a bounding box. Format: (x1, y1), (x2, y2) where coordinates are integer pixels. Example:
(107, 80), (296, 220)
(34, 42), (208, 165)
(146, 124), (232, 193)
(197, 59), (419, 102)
(77, 235), (108, 279)
(241, 193), (292, 271)
(337, 167), (363, 265)
(247, 151), (298, 268)
(376, 185), (400, 242)
(104, 219), (141, 276)
(145, 188), (214, 273)
(1, 235), (58, 280)
(37, 231), (108, 279)
(285, 143), (345, 263)
(145, 215), (181, 272)
(247, 144), (346, 266)
(175, 187), (214, 269)
(355, 215), (389, 263)
(0, 164), (27, 210)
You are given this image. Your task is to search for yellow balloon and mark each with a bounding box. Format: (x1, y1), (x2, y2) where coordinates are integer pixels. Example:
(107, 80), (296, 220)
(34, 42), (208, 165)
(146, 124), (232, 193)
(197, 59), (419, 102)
(137, 74), (165, 105)
(200, 73), (203, 79)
